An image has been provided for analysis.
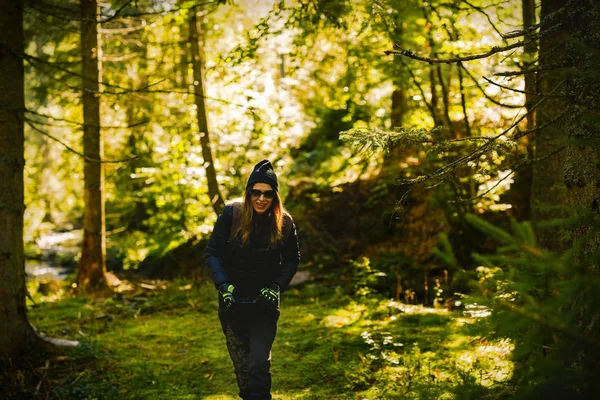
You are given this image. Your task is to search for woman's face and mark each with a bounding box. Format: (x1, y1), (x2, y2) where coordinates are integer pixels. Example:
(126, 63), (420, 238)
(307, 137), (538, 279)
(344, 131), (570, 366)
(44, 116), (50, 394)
(250, 182), (275, 214)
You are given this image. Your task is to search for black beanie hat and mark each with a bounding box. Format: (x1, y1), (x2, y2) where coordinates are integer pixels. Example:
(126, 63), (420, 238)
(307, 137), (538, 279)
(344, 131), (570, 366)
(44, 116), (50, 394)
(246, 159), (279, 192)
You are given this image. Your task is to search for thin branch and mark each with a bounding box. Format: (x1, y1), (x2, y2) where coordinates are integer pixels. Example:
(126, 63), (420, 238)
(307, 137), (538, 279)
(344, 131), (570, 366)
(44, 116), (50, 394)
(101, 52), (141, 63)
(460, 65), (523, 108)
(24, 109), (150, 130)
(99, 0), (134, 24)
(481, 76), (568, 98)
(461, 0), (506, 40)
(457, 62), (471, 137)
(495, 62), (566, 77)
(23, 0), (79, 23)
(398, 80), (564, 185)
(452, 171), (514, 203)
(501, 0), (575, 39)
(482, 76), (530, 95)
(23, 53), (245, 106)
(24, 119), (142, 164)
(502, 20), (544, 39)
(103, 1), (218, 20)
(445, 144), (565, 203)
(512, 109), (568, 140)
(26, 51), (251, 107)
(398, 58), (436, 120)
(385, 23), (560, 64)
(23, 0), (217, 23)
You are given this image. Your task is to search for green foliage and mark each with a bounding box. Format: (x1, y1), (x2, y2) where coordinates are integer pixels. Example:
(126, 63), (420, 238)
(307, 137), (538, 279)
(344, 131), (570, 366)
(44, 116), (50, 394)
(452, 213), (600, 399)
(340, 126), (433, 160)
(349, 256), (387, 297)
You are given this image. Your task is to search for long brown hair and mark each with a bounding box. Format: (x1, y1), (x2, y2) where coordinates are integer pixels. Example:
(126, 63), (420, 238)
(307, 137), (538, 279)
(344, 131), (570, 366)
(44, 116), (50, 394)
(233, 189), (285, 248)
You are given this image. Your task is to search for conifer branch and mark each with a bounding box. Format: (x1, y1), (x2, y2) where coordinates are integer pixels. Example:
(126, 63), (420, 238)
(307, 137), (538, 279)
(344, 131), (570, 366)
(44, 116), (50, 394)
(24, 109), (149, 130)
(385, 24), (559, 64)
(501, 21), (543, 39)
(99, 0), (134, 24)
(481, 76), (568, 98)
(501, 0), (574, 39)
(23, 53), (244, 106)
(481, 76), (530, 95)
(396, 80), (563, 186)
(495, 62), (566, 77)
(459, 65), (523, 109)
(24, 119), (141, 164)
(512, 110), (568, 140)
(398, 58), (436, 119)
(460, 0), (506, 40)
(23, 0), (216, 23)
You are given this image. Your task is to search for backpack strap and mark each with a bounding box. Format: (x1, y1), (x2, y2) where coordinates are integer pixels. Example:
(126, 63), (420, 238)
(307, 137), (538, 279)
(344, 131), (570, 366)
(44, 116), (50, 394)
(281, 213), (293, 244)
(229, 201), (243, 240)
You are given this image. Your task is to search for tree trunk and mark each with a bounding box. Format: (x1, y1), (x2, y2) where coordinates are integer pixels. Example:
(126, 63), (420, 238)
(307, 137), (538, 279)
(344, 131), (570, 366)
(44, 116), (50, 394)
(379, 18), (409, 179)
(390, 78), (408, 130)
(379, 69), (409, 178)
(0, 0), (41, 359)
(189, 11), (225, 216)
(530, 0), (567, 251)
(437, 64), (454, 135)
(563, 0), (600, 252)
(78, 0), (109, 292)
(522, 0), (537, 132)
(507, 0), (537, 221)
(457, 62), (471, 138)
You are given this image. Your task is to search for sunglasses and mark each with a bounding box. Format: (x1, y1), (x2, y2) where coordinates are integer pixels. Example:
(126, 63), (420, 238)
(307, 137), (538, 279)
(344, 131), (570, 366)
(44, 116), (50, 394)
(249, 189), (276, 200)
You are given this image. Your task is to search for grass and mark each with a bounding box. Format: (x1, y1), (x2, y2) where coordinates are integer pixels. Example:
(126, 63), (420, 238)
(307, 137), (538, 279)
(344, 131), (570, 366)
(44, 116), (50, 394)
(7, 280), (514, 399)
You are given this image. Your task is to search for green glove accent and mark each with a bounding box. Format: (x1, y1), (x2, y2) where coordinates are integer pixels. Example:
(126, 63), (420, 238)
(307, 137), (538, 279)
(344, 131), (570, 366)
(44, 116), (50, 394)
(258, 284), (280, 310)
(219, 283), (236, 311)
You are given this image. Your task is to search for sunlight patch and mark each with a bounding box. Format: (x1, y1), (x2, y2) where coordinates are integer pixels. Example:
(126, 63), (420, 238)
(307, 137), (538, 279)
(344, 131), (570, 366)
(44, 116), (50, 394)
(323, 304), (366, 328)
(386, 300), (449, 315)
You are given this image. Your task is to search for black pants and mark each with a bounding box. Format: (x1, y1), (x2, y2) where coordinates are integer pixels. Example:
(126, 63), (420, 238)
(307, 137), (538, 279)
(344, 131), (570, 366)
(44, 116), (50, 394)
(219, 303), (280, 400)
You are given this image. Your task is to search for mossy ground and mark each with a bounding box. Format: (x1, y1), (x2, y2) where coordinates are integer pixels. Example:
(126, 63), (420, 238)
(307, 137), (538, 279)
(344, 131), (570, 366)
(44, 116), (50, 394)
(7, 281), (513, 399)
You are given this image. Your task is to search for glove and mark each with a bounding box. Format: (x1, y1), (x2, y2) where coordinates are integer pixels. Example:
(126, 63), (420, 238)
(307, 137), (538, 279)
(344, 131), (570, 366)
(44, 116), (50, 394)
(219, 283), (237, 311)
(257, 283), (280, 311)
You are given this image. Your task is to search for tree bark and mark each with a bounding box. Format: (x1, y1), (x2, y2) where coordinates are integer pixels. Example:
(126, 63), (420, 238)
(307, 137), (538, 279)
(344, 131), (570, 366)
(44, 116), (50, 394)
(522, 0), (537, 132)
(189, 11), (224, 216)
(530, 0), (567, 251)
(78, 0), (109, 292)
(379, 19), (409, 180)
(0, 0), (41, 359)
(507, 0), (537, 221)
(563, 0), (600, 253)
(437, 64), (454, 135)
(390, 76), (408, 130)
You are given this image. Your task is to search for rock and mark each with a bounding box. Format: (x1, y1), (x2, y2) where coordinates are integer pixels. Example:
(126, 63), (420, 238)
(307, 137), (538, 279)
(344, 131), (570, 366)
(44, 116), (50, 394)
(290, 270), (310, 286)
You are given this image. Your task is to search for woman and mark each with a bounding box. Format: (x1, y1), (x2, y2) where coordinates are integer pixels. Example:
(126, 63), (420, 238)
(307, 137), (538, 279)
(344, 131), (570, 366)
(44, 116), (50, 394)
(205, 159), (300, 400)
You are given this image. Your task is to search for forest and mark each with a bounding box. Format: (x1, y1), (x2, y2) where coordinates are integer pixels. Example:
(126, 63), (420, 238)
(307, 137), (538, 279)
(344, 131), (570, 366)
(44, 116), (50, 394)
(0, 0), (599, 399)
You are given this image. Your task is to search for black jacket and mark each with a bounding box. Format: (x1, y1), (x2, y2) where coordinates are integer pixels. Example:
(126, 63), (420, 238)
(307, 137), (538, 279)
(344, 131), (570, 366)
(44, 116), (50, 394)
(204, 204), (300, 299)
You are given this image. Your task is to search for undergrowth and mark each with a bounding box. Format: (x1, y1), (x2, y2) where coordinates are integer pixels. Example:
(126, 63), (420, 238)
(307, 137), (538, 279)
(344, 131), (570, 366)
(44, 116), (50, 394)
(3, 280), (514, 399)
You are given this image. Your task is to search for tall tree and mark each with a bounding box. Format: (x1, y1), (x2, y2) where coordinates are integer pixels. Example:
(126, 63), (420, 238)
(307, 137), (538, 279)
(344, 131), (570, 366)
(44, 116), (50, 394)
(0, 0), (39, 358)
(530, 0), (567, 251)
(78, 0), (109, 292)
(522, 0), (537, 132)
(189, 10), (225, 215)
(0, 0), (79, 358)
(505, 0), (537, 221)
(379, 3), (411, 179)
(564, 0), (600, 250)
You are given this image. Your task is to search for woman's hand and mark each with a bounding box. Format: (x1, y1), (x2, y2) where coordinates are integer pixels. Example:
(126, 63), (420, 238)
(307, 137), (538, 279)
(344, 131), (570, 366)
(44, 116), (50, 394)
(258, 284), (280, 310)
(219, 283), (237, 311)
